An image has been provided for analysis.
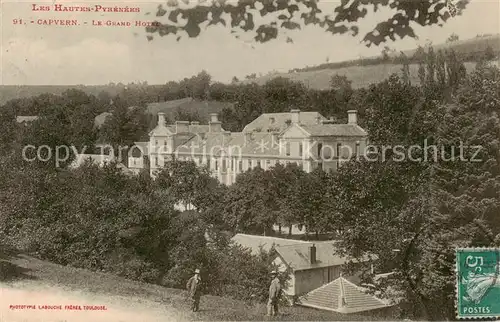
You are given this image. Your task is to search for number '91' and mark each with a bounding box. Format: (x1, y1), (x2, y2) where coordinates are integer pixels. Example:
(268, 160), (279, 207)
(13, 19), (24, 25)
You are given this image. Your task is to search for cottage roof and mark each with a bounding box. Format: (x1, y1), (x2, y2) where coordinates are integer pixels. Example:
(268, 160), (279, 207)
(299, 276), (391, 313)
(243, 112), (326, 133)
(230, 233), (309, 255)
(275, 242), (375, 271)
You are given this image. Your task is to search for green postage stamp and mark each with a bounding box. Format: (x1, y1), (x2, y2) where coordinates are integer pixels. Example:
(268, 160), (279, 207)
(456, 248), (500, 319)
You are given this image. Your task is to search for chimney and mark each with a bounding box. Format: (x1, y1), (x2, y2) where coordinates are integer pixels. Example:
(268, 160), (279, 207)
(175, 121), (190, 133)
(210, 113), (219, 123)
(209, 113), (222, 132)
(309, 244), (317, 264)
(158, 113), (166, 127)
(290, 109), (300, 124)
(347, 110), (357, 125)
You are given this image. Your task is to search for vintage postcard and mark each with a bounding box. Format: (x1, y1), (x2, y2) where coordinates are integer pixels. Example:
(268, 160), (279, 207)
(0, 0), (499, 321)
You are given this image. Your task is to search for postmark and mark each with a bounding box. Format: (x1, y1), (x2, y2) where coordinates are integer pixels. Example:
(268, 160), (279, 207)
(456, 248), (500, 319)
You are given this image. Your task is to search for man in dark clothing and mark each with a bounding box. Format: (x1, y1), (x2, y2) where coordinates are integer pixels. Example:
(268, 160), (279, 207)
(186, 269), (202, 312)
(267, 270), (281, 316)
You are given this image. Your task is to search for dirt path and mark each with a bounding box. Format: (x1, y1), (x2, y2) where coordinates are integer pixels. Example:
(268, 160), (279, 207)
(1, 281), (191, 322)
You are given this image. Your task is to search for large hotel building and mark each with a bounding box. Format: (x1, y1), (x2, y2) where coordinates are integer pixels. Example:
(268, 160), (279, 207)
(127, 109), (368, 185)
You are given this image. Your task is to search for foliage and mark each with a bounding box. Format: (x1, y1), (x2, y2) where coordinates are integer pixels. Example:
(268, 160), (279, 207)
(0, 159), (278, 303)
(334, 63), (500, 320)
(446, 32), (459, 43)
(155, 159), (224, 213)
(99, 104), (149, 149)
(364, 74), (421, 145)
(146, 0), (469, 46)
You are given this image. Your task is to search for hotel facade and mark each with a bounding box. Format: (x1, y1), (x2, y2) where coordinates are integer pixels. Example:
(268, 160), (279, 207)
(128, 109), (368, 185)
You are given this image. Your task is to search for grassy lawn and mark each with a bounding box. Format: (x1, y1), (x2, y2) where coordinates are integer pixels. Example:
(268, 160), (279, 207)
(0, 247), (394, 321)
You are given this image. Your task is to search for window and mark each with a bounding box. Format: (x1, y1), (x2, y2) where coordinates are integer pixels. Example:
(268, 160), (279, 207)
(318, 143), (323, 158)
(155, 156), (158, 167)
(259, 160), (264, 168)
(248, 159), (252, 169)
(155, 140), (158, 146)
(355, 141), (360, 156)
(269, 117), (275, 124)
(266, 160), (271, 169)
(222, 159), (227, 172)
(299, 142), (303, 157)
(286, 142), (290, 156)
(215, 160), (219, 171)
(239, 160), (243, 172)
(337, 143), (342, 157)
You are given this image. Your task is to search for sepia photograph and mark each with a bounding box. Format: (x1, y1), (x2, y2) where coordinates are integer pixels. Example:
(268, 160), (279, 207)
(0, 0), (499, 321)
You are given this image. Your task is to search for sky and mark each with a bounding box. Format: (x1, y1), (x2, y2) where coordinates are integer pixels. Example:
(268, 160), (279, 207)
(1, 0), (499, 85)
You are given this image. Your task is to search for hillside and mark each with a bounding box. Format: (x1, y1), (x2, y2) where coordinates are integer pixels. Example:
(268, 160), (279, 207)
(239, 34), (499, 90)
(0, 248), (393, 321)
(400, 33), (500, 59)
(239, 62), (477, 90)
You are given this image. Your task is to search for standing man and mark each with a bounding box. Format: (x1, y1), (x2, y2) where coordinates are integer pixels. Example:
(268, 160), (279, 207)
(186, 268), (202, 312)
(267, 270), (281, 316)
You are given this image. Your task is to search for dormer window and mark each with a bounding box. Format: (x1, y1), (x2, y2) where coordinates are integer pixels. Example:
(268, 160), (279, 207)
(269, 117), (275, 125)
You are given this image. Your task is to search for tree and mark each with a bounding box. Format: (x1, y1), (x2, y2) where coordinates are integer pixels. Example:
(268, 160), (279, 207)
(364, 74), (421, 145)
(99, 104), (149, 158)
(436, 49), (447, 88)
(446, 32), (459, 43)
(484, 45), (496, 61)
(298, 168), (332, 239)
(222, 167), (277, 235)
(425, 45), (436, 88)
(414, 46), (426, 86)
(381, 46), (391, 61)
(268, 163), (306, 236)
(445, 49), (467, 93)
(400, 52), (411, 85)
(263, 77), (308, 113)
(334, 64), (500, 320)
(330, 74), (354, 113)
(146, 0), (470, 46)
(178, 70), (212, 99)
(155, 159), (222, 212)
